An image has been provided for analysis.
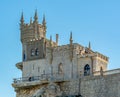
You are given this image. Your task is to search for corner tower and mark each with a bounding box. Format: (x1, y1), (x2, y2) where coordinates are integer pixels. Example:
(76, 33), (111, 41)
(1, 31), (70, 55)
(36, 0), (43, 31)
(20, 11), (49, 61)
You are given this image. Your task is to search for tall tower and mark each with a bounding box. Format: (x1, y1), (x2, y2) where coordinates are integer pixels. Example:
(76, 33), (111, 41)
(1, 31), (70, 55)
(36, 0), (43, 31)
(20, 11), (57, 62)
(20, 11), (48, 61)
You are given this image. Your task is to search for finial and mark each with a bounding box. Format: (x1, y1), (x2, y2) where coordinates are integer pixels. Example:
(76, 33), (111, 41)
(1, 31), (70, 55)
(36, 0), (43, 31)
(56, 34), (59, 46)
(20, 12), (24, 24)
(30, 17), (32, 24)
(70, 31), (72, 40)
(34, 9), (38, 23)
(70, 31), (73, 45)
(42, 14), (46, 25)
(42, 14), (47, 37)
(50, 35), (52, 42)
(88, 41), (91, 49)
(69, 31), (73, 62)
(50, 35), (52, 47)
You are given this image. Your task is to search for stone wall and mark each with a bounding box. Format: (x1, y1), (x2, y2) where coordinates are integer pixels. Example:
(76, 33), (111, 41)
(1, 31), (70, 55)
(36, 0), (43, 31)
(15, 73), (120, 97)
(61, 73), (120, 97)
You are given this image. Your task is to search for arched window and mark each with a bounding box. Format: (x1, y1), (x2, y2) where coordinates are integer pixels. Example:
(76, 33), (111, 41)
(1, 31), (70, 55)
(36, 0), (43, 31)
(35, 48), (39, 56)
(84, 64), (90, 76)
(58, 63), (63, 74)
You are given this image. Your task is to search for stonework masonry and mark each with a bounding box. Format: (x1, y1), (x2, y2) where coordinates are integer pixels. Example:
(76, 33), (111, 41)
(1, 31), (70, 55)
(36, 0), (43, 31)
(12, 11), (120, 97)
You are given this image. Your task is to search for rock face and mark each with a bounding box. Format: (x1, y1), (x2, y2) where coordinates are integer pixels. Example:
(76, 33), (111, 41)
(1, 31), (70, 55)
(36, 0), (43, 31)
(12, 11), (120, 97)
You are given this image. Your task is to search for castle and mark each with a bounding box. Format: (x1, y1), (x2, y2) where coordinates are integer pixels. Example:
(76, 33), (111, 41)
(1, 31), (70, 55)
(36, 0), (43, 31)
(12, 11), (120, 97)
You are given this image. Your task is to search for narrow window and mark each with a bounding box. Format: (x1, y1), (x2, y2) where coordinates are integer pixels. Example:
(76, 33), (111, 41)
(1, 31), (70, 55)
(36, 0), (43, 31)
(58, 63), (63, 74)
(23, 53), (26, 61)
(84, 64), (90, 76)
(35, 48), (39, 56)
(31, 49), (35, 56)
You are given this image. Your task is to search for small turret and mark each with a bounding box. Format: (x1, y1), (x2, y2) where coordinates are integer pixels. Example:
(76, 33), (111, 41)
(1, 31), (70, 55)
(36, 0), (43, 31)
(42, 14), (46, 26)
(88, 41), (91, 49)
(70, 31), (73, 45)
(34, 10), (38, 23)
(50, 35), (52, 47)
(42, 14), (47, 37)
(56, 34), (59, 46)
(69, 32), (73, 62)
(20, 12), (24, 25)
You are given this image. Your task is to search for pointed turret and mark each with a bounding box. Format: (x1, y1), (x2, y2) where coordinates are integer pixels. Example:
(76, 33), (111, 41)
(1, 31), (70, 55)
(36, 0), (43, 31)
(88, 41), (91, 49)
(34, 10), (38, 23)
(20, 12), (24, 25)
(42, 14), (47, 37)
(56, 34), (59, 46)
(42, 14), (46, 25)
(69, 32), (73, 62)
(70, 31), (73, 45)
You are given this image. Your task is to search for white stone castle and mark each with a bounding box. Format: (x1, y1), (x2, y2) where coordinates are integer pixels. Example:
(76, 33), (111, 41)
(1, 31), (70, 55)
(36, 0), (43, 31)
(12, 11), (120, 97)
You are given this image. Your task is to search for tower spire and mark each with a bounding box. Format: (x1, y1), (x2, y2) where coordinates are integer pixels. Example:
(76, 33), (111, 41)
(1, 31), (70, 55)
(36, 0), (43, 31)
(70, 31), (73, 45)
(42, 14), (47, 37)
(56, 34), (59, 46)
(50, 35), (52, 47)
(69, 31), (73, 62)
(34, 10), (38, 23)
(42, 14), (46, 25)
(88, 41), (91, 49)
(20, 12), (24, 25)
(30, 17), (32, 24)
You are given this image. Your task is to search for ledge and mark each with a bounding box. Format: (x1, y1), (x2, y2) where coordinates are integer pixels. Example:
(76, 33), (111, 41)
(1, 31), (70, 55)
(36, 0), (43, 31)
(12, 80), (49, 88)
(16, 62), (23, 70)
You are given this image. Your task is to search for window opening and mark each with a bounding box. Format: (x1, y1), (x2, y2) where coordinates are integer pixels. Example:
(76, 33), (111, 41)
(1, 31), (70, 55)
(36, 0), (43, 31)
(84, 64), (90, 76)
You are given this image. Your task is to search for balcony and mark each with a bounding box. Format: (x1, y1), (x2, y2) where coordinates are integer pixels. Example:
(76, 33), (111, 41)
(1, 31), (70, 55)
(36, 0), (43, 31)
(12, 68), (120, 88)
(12, 73), (67, 88)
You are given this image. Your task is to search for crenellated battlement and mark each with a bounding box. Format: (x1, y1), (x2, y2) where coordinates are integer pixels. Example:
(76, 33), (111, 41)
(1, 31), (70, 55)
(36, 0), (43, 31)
(51, 43), (84, 53)
(95, 52), (109, 62)
(20, 11), (46, 43)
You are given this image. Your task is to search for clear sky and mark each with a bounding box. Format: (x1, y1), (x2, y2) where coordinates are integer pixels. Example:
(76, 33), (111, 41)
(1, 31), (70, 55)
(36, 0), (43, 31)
(0, 0), (120, 97)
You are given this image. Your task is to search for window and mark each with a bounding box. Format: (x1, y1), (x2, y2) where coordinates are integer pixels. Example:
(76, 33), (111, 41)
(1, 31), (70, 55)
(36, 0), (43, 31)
(23, 53), (26, 61)
(35, 48), (39, 56)
(58, 63), (63, 74)
(84, 64), (90, 76)
(31, 49), (35, 56)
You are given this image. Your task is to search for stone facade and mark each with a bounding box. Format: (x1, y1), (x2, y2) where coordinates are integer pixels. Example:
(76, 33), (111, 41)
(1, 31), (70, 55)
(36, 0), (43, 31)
(12, 11), (120, 97)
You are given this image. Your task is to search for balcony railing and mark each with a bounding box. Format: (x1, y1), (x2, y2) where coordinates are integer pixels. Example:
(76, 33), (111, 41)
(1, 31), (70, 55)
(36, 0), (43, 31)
(13, 68), (120, 84)
(13, 73), (65, 84)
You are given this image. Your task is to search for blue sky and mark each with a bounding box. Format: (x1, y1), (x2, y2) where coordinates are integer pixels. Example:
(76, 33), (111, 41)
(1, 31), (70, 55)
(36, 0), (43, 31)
(0, 0), (120, 96)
